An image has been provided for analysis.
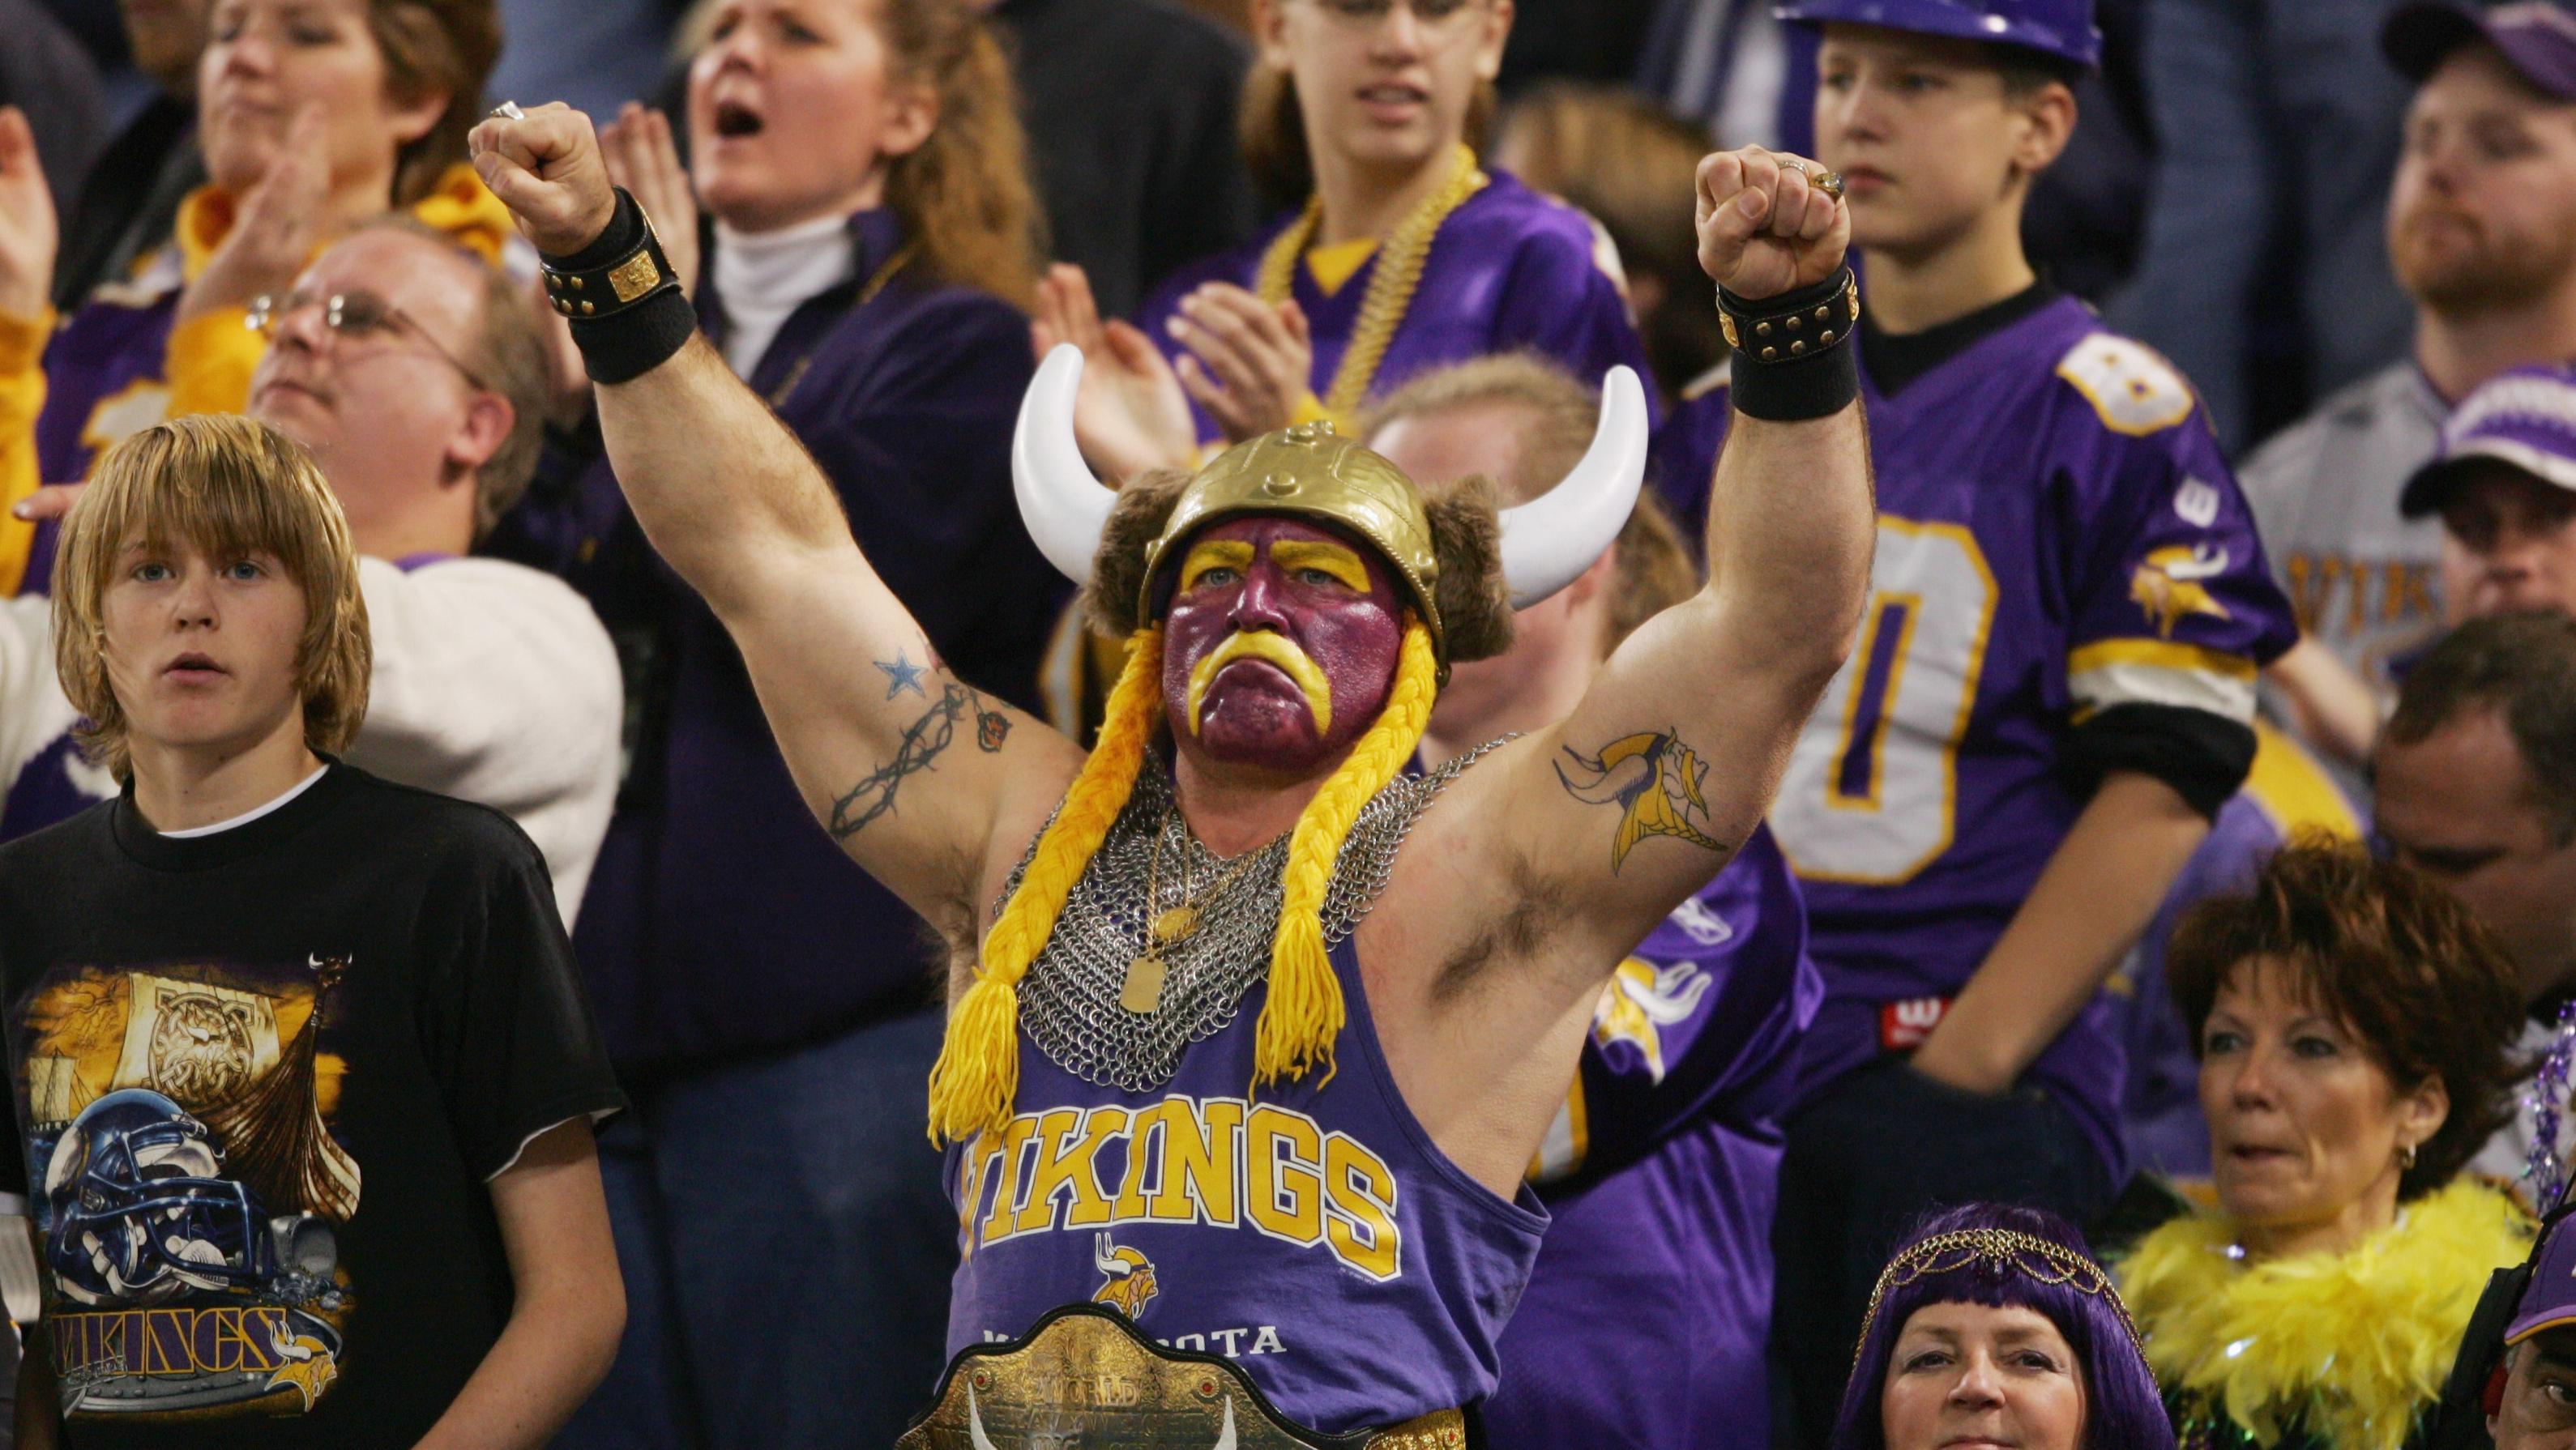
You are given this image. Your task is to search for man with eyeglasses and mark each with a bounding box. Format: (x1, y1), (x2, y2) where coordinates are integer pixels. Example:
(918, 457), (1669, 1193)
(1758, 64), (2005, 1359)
(0, 217), (622, 926)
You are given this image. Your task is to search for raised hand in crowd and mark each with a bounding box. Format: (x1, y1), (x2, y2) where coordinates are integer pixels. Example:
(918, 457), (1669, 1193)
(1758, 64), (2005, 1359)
(600, 102), (697, 298)
(1163, 280), (1311, 442)
(1030, 260), (1194, 479)
(175, 105), (331, 325)
(0, 105), (57, 322)
(1694, 145), (1850, 300)
(469, 100), (617, 258)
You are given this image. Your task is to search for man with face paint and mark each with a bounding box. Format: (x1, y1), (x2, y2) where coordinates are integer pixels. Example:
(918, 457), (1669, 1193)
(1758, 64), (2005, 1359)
(469, 100), (1872, 1444)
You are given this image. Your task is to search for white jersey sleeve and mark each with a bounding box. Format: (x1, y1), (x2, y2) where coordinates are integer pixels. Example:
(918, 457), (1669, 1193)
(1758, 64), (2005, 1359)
(0, 595), (73, 797)
(343, 557), (622, 926)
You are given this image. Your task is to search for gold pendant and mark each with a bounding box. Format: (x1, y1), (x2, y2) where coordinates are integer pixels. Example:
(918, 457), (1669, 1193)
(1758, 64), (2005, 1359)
(1121, 953), (1168, 1015)
(1151, 906), (1197, 944)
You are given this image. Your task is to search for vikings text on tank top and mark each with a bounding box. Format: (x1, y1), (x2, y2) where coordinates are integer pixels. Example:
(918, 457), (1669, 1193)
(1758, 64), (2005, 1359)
(943, 784), (1549, 1434)
(1135, 169), (1655, 446)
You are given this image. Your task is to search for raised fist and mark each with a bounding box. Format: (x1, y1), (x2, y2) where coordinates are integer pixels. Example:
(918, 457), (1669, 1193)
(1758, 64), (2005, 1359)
(468, 102), (617, 258)
(1695, 147), (1851, 302)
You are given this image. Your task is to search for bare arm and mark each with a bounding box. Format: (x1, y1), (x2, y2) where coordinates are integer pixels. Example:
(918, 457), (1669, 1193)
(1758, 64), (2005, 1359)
(1907, 771), (2210, 1093)
(2266, 635), (2380, 769)
(412, 1119), (622, 1450)
(467, 104), (1083, 917)
(1486, 147), (1874, 966)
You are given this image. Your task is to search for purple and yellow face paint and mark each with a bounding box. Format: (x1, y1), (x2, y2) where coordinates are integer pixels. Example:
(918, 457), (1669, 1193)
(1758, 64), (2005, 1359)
(1160, 516), (1405, 776)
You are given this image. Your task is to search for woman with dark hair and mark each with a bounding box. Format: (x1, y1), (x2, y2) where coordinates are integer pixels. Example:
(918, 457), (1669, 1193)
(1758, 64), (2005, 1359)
(1836, 1203), (2173, 1450)
(2117, 838), (2532, 1450)
(1032, 0), (1651, 481)
(488, 4), (1066, 1448)
(0, 0), (511, 597)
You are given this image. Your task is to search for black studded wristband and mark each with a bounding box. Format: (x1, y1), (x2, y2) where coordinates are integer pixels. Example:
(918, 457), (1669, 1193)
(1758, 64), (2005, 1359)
(1719, 267), (1861, 422)
(540, 188), (695, 385)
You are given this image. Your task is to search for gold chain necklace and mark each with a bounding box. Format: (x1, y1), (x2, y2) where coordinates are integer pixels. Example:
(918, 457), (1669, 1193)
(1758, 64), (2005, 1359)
(1254, 144), (1487, 423)
(1121, 803), (1274, 1015)
(762, 241), (919, 407)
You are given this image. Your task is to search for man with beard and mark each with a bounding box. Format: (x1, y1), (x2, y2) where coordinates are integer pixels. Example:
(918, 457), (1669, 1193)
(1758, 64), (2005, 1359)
(466, 97), (1871, 1443)
(2244, 0), (2576, 766)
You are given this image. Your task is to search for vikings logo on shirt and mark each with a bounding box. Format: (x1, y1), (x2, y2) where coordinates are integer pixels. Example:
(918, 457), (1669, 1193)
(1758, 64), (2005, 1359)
(1592, 958), (1715, 1085)
(12, 957), (359, 1420)
(2129, 544), (2236, 640)
(1092, 1233), (1160, 1318)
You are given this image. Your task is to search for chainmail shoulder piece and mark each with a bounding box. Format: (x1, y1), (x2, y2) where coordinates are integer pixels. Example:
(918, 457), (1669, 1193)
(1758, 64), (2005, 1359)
(1002, 739), (1513, 1094)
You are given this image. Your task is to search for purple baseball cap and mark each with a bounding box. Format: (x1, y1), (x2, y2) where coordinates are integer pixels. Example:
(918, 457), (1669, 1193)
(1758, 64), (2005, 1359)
(2509, 1212), (2576, 1345)
(2400, 363), (2576, 517)
(2384, 1), (2576, 99)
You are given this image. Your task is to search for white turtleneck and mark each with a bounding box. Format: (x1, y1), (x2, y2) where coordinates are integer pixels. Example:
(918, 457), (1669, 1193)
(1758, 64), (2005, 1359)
(713, 211), (861, 379)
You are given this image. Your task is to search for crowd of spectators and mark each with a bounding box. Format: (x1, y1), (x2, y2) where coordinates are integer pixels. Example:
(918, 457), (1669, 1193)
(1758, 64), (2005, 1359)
(11, 0), (2576, 1447)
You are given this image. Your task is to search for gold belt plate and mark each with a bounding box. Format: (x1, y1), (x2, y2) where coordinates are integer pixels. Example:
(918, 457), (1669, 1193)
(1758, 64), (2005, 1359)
(895, 1304), (1467, 1449)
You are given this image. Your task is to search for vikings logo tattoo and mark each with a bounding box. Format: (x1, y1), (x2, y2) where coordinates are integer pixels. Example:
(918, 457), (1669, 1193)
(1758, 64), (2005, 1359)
(1555, 731), (1731, 871)
(830, 680), (1011, 840)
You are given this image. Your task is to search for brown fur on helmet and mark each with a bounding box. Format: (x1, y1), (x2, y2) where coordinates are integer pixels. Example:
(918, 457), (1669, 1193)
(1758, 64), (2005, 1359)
(1079, 470), (1516, 665)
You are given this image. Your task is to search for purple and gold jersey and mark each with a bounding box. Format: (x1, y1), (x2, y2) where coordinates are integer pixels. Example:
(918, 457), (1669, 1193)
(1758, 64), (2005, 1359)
(1137, 170), (1652, 442)
(1655, 296), (2296, 1180)
(1489, 826), (1820, 1450)
(943, 932), (1546, 1435)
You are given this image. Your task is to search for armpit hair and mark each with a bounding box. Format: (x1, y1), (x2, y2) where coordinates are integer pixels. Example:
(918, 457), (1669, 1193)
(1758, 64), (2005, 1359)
(1432, 847), (1578, 1002)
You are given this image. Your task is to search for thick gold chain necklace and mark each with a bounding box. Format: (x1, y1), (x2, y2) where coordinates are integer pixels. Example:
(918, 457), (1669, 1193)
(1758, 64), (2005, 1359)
(1254, 143), (1487, 422)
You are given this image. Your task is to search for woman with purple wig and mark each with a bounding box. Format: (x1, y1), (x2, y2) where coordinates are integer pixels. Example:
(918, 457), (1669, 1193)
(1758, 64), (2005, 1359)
(1833, 1204), (2175, 1450)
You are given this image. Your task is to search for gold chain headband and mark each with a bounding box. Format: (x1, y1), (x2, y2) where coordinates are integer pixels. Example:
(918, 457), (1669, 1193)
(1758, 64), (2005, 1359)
(1853, 1228), (2145, 1370)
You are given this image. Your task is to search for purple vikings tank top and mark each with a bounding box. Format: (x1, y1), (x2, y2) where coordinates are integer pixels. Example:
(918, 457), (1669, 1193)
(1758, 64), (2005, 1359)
(943, 777), (1549, 1435)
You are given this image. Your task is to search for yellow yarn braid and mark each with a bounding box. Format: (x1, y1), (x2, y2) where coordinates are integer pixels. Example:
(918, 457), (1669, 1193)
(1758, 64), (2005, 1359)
(927, 626), (1165, 1145)
(1254, 620), (1438, 1092)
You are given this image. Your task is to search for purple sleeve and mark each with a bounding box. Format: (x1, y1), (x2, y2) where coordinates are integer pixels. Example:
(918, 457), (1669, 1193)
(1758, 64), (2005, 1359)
(1548, 827), (1820, 1188)
(1648, 384), (1732, 547)
(1489, 226), (1662, 423)
(2051, 337), (2296, 728)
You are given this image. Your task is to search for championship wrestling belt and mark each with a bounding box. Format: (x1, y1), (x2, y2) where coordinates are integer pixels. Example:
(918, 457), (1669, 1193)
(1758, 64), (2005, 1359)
(896, 1304), (1471, 1450)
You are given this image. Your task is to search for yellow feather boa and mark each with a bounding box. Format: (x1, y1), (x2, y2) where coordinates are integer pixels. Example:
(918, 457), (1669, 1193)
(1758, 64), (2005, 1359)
(2117, 1180), (2529, 1450)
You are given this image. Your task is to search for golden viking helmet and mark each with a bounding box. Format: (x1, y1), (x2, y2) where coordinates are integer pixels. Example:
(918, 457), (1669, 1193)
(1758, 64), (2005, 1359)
(1138, 421), (1452, 660)
(1010, 344), (1655, 650)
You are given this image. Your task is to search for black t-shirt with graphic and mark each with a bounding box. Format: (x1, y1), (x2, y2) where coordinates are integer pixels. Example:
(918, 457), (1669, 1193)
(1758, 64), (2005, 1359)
(0, 764), (625, 1448)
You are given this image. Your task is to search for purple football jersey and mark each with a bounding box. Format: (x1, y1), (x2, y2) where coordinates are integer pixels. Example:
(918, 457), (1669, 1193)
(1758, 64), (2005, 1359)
(1656, 297), (2296, 1182)
(1490, 826), (1821, 1450)
(944, 932), (1548, 1435)
(1138, 169), (1654, 442)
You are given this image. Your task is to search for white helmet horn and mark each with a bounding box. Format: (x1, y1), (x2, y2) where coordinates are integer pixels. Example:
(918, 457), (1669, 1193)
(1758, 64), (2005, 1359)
(1013, 344), (1118, 585)
(1497, 366), (1651, 608)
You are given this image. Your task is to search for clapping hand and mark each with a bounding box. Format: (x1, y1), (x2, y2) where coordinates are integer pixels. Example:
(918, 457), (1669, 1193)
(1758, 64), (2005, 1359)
(179, 106), (329, 323)
(0, 107), (56, 322)
(1164, 284), (1312, 444)
(600, 104), (697, 297)
(1031, 262), (1197, 481)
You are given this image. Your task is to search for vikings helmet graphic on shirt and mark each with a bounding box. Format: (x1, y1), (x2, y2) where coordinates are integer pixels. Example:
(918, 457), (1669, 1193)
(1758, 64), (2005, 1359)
(42, 1088), (336, 1308)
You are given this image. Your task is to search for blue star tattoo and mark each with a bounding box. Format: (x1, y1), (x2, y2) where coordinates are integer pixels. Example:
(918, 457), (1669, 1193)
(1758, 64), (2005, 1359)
(876, 650), (927, 699)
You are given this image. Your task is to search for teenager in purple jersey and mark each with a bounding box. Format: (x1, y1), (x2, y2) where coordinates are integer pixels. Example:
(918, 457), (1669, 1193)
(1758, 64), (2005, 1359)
(1647, 2), (2299, 1444)
(1368, 355), (1823, 1450)
(468, 94), (1870, 1442)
